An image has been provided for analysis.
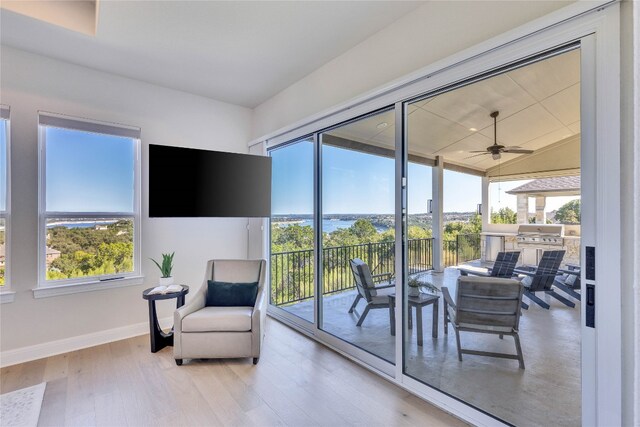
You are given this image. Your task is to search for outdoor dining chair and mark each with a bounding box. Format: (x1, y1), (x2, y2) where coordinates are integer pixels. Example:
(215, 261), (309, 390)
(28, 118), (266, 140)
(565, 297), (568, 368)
(514, 250), (574, 310)
(348, 258), (394, 326)
(458, 251), (521, 278)
(443, 275), (525, 369)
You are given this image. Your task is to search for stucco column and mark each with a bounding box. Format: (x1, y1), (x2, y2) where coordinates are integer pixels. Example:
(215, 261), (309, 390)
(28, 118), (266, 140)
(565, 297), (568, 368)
(432, 156), (444, 272)
(517, 194), (528, 224)
(535, 196), (546, 224)
(481, 176), (489, 261)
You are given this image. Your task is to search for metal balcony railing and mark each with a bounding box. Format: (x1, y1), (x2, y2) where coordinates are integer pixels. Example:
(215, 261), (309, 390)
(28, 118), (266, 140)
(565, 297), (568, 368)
(270, 234), (480, 306)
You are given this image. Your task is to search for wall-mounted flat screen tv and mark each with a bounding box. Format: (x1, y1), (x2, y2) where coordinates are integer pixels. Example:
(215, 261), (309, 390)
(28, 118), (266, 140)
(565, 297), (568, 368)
(149, 144), (271, 218)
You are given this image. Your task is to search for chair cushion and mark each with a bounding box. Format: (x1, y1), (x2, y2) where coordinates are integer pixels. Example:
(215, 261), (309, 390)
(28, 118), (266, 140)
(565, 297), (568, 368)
(458, 323), (514, 333)
(370, 287), (395, 304)
(206, 280), (258, 307)
(182, 306), (253, 332)
(449, 308), (514, 333)
(519, 275), (533, 288)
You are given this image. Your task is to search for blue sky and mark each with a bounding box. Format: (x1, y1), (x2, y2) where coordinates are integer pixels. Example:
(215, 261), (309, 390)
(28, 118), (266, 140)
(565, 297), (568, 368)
(36, 126), (574, 217)
(0, 120), (6, 212)
(46, 127), (134, 212)
(271, 140), (482, 215)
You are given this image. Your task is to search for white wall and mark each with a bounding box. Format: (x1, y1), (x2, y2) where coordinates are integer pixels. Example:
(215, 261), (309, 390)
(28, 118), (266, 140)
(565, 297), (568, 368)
(251, 0), (572, 139)
(0, 47), (253, 355)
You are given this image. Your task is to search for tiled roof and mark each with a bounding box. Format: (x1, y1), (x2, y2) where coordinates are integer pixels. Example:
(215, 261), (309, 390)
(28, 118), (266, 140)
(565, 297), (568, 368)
(506, 175), (580, 194)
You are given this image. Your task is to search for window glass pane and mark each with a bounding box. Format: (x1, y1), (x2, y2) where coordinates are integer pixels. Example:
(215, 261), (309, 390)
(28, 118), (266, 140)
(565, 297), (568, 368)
(270, 138), (315, 323)
(320, 107), (397, 364)
(443, 170), (481, 266)
(0, 218), (5, 285)
(45, 218), (134, 281)
(0, 120), (7, 212)
(407, 162), (433, 272)
(489, 178), (581, 224)
(45, 127), (135, 212)
(404, 48), (582, 427)
(489, 179), (531, 224)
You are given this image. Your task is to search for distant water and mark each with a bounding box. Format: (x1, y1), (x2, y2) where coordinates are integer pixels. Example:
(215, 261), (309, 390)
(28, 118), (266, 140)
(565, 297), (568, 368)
(47, 220), (118, 229)
(279, 219), (389, 233)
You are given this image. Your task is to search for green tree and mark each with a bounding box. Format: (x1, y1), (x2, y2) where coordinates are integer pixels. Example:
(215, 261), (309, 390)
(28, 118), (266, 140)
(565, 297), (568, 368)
(271, 224), (314, 252)
(443, 214), (481, 240)
(351, 219), (378, 241)
(50, 255), (79, 277)
(554, 199), (580, 224)
(491, 207), (517, 224)
(407, 227), (432, 239)
(46, 219), (135, 280)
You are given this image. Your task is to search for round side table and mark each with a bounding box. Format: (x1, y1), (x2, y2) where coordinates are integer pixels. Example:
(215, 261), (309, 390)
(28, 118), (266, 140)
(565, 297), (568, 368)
(142, 285), (189, 353)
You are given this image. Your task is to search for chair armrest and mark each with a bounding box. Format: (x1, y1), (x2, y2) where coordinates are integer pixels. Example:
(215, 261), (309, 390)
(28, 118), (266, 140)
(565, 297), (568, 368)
(174, 285), (206, 331)
(369, 283), (394, 290)
(251, 284), (267, 357)
(442, 287), (456, 310)
(457, 266), (490, 277)
(252, 284), (267, 325)
(513, 268), (536, 277)
(372, 272), (392, 283)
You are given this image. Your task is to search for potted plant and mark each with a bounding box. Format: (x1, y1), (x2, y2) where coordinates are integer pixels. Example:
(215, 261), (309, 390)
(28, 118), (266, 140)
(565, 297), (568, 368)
(407, 277), (421, 296)
(407, 277), (440, 296)
(151, 252), (175, 286)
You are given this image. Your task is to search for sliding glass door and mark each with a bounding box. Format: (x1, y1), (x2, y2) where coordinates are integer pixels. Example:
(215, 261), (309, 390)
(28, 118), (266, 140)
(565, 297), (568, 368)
(401, 47), (583, 426)
(318, 108), (397, 364)
(265, 29), (610, 426)
(269, 137), (315, 325)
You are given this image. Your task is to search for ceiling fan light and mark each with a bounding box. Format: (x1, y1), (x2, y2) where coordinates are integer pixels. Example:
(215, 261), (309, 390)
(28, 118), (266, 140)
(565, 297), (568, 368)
(492, 152), (501, 160)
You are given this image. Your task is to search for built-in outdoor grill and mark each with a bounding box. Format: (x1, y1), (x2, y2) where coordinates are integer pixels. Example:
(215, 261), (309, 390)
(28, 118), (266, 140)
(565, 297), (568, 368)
(516, 224), (565, 245)
(516, 224), (565, 265)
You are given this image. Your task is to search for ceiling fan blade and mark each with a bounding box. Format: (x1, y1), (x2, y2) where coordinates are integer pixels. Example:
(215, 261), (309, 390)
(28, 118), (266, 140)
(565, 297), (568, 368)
(463, 152), (490, 159)
(502, 148), (534, 154)
(468, 150), (489, 153)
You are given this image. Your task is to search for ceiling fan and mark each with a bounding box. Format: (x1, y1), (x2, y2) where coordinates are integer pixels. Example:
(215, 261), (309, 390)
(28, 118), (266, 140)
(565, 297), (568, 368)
(468, 111), (534, 160)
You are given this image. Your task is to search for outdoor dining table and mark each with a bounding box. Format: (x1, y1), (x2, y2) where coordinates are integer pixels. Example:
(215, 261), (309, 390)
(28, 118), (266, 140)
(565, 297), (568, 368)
(388, 292), (440, 346)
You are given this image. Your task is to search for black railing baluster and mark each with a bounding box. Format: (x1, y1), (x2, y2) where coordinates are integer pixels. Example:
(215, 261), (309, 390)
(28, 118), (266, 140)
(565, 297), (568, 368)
(270, 235), (478, 306)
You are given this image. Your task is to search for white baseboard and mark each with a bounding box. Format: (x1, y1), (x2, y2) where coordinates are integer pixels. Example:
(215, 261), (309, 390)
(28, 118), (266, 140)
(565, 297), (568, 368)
(0, 317), (173, 368)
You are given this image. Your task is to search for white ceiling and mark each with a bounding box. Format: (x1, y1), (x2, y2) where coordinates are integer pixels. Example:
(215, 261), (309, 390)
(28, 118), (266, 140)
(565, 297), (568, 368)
(0, 1), (425, 108)
(330, 49), (580, 172)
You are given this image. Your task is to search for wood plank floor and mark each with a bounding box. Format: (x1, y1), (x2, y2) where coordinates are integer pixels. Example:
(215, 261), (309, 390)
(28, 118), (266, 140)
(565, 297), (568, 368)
(1, 318), (467, 427)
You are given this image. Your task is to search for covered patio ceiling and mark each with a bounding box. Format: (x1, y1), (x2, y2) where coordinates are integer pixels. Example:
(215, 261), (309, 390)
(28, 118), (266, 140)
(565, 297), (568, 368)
(326, 48), (580, 175)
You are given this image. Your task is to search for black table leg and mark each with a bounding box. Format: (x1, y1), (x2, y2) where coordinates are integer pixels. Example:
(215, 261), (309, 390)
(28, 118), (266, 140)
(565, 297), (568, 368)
(432, 300), (438, 339)
(148, 299), (174, 353)
(389, 297), (395, 336)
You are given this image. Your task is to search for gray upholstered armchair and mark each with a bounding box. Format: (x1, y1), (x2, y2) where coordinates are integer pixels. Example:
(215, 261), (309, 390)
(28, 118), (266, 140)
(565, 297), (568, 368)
(174, 259), (267, 366)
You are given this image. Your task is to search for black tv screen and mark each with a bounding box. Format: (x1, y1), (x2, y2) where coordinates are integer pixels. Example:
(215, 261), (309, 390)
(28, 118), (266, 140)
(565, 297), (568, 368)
(149, 144), (272, 218)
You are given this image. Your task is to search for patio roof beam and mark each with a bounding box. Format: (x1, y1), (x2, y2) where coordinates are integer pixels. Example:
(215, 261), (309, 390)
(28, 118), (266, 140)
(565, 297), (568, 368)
(322, 134), (437, 166)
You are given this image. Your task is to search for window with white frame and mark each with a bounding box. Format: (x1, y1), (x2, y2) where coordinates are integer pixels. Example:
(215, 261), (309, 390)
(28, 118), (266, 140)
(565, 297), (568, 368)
(0, 106), (10, 288)
(38, 113), (141, 287)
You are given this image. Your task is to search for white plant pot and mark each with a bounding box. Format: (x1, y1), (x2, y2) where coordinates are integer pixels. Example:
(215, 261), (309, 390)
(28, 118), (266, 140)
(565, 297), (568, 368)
(408, 287), (420, 297)
(159, 276), (174, 286)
